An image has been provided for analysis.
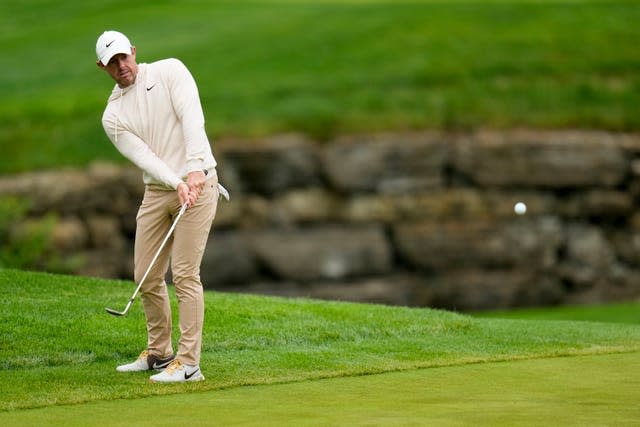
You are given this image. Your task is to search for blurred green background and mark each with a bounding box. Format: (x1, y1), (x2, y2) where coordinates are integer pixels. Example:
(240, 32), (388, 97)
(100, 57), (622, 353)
(1, 0), (639, 174)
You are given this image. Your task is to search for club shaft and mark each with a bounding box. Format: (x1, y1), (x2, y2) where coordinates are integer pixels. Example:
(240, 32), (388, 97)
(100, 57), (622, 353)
(107, 203), (188, 316)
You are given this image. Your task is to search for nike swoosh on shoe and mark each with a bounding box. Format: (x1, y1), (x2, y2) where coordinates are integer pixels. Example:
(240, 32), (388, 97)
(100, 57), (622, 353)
(152, 361), (171, 369)
(184, 369), (200, 380)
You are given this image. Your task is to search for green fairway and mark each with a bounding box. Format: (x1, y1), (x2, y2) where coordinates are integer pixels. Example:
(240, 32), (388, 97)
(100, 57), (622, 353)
(1, 268), (640, 416)
(474, 300), (640, 324)
(2, 352), (638, 426)
(1, 0), (639, 173)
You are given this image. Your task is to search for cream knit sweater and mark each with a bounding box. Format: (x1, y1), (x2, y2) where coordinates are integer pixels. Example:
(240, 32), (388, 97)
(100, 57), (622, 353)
(101, 58), (217, 190)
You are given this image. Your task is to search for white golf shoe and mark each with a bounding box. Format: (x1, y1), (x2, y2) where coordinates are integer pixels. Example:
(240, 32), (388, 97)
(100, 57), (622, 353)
(149, 359), (205, 383)
(116, 350), (175, 372)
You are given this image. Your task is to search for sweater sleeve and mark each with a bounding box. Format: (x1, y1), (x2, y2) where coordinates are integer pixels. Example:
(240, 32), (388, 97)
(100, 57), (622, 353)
(102, 112), (183, 190)
(166, 59), (210, 173)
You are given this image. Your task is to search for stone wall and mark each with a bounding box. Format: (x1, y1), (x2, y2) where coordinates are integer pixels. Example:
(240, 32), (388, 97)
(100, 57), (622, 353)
(2, 130), (640, 311)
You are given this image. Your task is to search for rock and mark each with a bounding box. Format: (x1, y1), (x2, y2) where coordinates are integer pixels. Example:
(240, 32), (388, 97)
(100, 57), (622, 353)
(50, 216), (88, 252)
(249, 226), (393, 281)
(343, 189), (557, 224)
(0, 163), (143, 216)
(85, 215), (125, 250)
(610, 231), (640, 267)
(213, 196), (244, 229)
(272, 188), (343, 224)
(557, 224), (616, 289)
(76, 250), (128, 279)
(562, 265), (640, 305)
(560, 190), (633, 220)
(323, 132), (448, 193)
(305, 275), (425, 306)
(452, 130), (628, 188)
(221, 275), (427, 307)
(344, 190), (486, 224)
(394, 217), (562, 271)
(218, 134), (320, 196)
(426, 269), (564, 311)
(0, 169), (92, 214)
(200, 231), (258, 287)
(2, 131), (640, 310)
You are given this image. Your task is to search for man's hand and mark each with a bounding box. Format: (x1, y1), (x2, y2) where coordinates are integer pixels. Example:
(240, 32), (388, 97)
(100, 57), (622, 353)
(186, 170), (206, 200)
(177, 182), (196, 207)
(177, 171), (206, 207)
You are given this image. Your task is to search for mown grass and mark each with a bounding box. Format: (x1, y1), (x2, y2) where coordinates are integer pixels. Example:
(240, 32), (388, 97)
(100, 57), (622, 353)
(1, 268), (640, 412)
(3, 352), (639, 426)
(1, 0), (639, 174)
(474, 300), (640, 324)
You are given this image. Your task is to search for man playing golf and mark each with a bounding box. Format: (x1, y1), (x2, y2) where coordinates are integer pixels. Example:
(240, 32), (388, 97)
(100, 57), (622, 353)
(96, 30), (223, 383)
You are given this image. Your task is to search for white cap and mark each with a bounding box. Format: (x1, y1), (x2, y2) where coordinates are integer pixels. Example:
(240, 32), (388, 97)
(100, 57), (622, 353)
(96, 30), (132, 65)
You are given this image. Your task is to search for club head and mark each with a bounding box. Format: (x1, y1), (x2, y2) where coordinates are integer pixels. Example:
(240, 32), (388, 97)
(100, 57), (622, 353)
(106, 307), (125, 316)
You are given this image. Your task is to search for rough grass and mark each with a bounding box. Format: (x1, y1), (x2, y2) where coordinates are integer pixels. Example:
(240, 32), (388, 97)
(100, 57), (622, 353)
(1, 268), (639, 412)
(1, 0), (639, 173)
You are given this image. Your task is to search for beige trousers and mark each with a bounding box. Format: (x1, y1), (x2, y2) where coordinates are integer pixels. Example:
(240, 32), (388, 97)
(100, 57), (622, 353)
(134, 178), (218, 366)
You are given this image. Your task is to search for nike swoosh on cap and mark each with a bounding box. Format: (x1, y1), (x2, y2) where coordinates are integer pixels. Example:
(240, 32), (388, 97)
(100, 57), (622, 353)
(106, 40), (115, 47)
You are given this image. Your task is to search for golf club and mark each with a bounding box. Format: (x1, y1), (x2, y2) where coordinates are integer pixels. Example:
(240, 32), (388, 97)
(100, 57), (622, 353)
(106, 202), (188, 316)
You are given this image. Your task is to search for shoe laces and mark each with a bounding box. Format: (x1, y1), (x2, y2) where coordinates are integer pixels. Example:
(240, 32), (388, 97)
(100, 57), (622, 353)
(165, 359), (183, 374)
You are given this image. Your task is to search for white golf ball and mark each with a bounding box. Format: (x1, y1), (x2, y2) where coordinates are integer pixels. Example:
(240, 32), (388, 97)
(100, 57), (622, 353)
(514, 202), (527, 215)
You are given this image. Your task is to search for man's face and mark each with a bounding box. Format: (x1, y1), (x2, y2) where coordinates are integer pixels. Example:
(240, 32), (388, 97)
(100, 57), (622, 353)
(97, 47), (138, 88)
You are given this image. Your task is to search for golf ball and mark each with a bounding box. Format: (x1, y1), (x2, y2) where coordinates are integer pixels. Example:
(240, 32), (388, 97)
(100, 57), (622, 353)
(514, 202), (527, 215)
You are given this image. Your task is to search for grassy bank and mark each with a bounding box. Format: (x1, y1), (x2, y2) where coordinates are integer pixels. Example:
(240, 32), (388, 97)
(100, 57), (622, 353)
(1, 268), (639, 411)
(1, 0), (639, 173)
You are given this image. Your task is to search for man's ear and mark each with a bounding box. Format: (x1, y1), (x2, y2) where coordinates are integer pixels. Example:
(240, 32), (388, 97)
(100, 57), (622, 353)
(96, 59), (105, 69)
